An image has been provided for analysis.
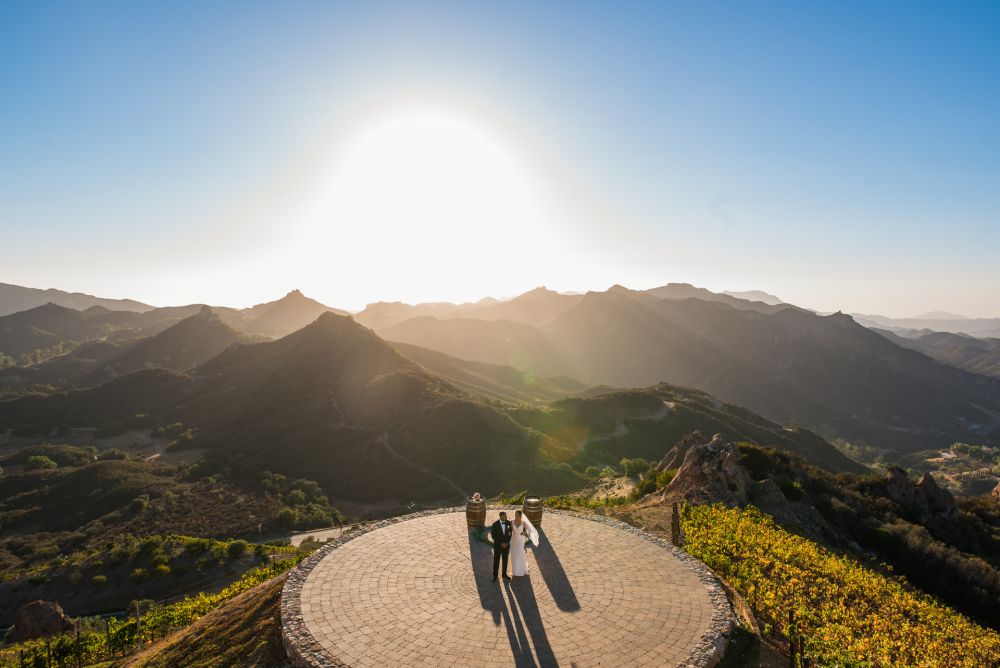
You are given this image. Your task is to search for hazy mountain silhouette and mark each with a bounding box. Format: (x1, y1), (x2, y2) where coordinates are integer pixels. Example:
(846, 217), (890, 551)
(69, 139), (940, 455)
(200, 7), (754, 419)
(644, 283), (789, 313)
(875, 328), (1000, 380)
(239, 289), (348, 338)
(853, 312), (1000, 338)
(354, 287), (583, 330)
(0, 282), (151, 317)
(722, 289), (786, 306)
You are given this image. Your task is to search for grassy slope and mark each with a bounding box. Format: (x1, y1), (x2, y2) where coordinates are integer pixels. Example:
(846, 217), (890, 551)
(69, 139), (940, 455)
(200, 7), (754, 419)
(118, 575), (287, 668)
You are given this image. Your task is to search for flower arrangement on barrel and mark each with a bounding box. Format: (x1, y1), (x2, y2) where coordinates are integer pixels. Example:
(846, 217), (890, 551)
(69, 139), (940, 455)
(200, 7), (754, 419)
(466, 492), (490, 542)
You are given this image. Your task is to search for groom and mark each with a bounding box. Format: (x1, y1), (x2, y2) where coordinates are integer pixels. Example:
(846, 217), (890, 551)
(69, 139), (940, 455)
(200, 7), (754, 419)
(489, 511), (513, 582)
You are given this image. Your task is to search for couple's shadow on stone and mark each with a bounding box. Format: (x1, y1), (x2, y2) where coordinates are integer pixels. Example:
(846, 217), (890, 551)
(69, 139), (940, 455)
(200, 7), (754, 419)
(468, 529), (579, 668)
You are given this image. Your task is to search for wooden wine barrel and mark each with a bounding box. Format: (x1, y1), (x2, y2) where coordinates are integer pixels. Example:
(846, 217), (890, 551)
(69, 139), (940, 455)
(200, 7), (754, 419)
(522, 496), (543, 527)
(466, 497), (486, 528)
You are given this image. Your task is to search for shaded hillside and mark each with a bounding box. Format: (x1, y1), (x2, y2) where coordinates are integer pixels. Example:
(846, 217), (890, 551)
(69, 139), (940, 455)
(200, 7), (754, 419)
(83, 308), (247, 384)
(240, 289), (348, 338)
(539, 289), (1000, 452)
(0, 314), (577, 502)
(876, 328), (1000, 379)
(508, 384), (867, 474)
(393, 342), (587, 404)
(0, 340), (120, 392)
(0, 303), (120, 358)
(0, 281), (151, 316)
(380, 316), (574, 378)
(0, 303), (237, 360)
(0, 308), (248, 392)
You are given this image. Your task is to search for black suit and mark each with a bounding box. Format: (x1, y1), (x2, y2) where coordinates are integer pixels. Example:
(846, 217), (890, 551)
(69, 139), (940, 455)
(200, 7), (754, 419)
(490, 518), (513, 578)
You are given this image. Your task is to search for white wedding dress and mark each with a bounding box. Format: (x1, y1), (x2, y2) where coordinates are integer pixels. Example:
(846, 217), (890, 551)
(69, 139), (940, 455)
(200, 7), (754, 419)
(509, 517), (540, 576)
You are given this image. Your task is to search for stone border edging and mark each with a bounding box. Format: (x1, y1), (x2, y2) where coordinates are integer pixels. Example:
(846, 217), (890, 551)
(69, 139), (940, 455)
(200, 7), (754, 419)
(280, 505), (735, 668)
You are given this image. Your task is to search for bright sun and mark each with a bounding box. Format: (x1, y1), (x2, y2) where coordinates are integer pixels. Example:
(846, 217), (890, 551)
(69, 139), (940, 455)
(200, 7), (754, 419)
(299, 106), (556, 301)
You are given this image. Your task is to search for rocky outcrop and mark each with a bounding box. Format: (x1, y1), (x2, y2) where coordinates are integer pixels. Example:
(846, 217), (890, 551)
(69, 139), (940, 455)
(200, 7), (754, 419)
(884, 466), (923, 508)
(657, 431), (709, 471)
(662, 435), (751, 505)
(883, 467), (957, 516)
(916, 472), (956, 516)
(991, 480), (999, 503)
(9, 601), (76, 642)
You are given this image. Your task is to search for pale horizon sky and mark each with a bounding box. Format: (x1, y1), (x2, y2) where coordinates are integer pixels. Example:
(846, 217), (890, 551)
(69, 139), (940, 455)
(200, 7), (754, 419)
(2, 2), (999, 318)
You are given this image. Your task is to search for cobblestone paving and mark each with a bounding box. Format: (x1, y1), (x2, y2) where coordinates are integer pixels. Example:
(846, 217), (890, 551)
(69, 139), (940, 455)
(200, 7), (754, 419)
(287, 509), (730, 667)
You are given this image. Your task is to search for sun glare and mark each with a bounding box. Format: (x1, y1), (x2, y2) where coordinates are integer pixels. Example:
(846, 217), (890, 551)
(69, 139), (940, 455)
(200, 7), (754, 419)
(298, 106), (557, 303)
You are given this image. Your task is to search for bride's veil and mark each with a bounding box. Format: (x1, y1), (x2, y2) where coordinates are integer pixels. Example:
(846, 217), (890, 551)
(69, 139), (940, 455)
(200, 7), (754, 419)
(522, 515), (541, 547)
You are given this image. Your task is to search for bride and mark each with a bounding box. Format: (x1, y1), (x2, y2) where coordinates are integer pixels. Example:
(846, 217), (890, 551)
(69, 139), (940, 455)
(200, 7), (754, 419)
(510, 509), (540, 577)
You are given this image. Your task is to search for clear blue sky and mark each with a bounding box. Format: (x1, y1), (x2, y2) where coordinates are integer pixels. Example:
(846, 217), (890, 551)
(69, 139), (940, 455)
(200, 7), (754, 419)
(1, 1), (998, 315)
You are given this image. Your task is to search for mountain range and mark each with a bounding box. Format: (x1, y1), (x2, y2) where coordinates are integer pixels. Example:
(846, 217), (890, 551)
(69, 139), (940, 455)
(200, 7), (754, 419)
(358, 285), (1000, 453)
(3, 281), (1000, 460)
(0, 306), (869, 504)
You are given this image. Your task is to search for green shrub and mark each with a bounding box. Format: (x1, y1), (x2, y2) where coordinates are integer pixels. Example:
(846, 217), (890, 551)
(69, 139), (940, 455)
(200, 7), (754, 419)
(25, 455), (57, 471)
(129, 495), (150, 514)
(776, 477), (805, 501)
(226, 540), (249, 559)
(620, 457), (650, 478)
(184, 538), (211, 555)
(129, 568), (148, 583)
(274, 507), (297, 529)
(91, 574), (107, 586)
(153, 564), (170, 577)
(97, 448), (129, 461)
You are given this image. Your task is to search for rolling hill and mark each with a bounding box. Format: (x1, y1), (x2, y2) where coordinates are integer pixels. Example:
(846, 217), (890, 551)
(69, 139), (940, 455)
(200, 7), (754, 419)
(0, 282), (152, 316)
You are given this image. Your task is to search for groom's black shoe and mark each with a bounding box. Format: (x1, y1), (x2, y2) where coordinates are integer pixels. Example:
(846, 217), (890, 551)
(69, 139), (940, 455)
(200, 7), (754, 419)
(502, 574), (511, 581)
(491, 575), (498, 582)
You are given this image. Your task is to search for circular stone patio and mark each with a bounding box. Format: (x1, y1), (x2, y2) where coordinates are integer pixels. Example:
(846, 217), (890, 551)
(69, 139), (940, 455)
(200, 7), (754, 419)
(281, 508), (733, 667)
